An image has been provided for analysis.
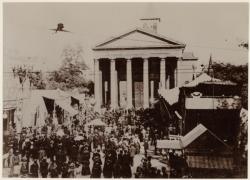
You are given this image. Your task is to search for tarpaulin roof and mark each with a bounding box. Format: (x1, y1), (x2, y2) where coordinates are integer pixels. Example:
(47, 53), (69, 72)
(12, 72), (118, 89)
(187, 155), (234, 170)
(55, 100), (78, 116)
(183, 73), (221, 87)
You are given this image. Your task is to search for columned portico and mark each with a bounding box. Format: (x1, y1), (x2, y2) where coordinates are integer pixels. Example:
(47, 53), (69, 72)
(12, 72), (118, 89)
(92, 27), (194, 110)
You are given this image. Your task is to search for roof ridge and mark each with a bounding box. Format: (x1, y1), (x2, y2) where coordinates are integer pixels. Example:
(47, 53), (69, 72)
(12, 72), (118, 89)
(135, 27), (186, 46)
(93, 27), (186, 50)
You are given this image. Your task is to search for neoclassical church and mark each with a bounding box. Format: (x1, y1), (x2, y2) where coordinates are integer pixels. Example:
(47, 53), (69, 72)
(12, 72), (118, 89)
(93, 20), (198, 110)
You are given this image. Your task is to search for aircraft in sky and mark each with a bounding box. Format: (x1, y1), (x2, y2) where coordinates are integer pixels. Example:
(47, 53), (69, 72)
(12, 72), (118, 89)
(50, 23), (72, 33)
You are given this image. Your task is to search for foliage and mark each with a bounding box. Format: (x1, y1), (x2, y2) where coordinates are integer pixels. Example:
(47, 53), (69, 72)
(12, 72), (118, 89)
(46, 45), (93, 94)
(211, 62), (248, 109)
(239, 42), (248, 50)
(28, 71), (46, 89)
(12, 66), (46, 89)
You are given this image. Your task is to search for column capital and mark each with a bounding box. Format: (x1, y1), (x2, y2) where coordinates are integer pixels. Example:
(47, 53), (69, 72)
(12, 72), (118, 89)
(127, 58), (132, 61)
(160, 58), (166, 61)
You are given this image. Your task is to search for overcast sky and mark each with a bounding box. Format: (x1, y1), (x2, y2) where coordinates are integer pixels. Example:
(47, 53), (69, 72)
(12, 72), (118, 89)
(3, 2), (249, 72)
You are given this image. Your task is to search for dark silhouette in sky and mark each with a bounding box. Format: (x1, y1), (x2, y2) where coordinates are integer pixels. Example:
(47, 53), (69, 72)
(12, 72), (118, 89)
(50, 23), (72, 33)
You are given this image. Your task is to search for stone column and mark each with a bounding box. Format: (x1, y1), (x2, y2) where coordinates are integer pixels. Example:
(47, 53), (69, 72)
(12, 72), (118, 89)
(99, 71), (103, 106)
(150, 80), (154, 105)
(143, 58), (149, 108)
(174, 68), (177, 87)
(110, 59), (118, 109)
(126, 59), (133, 109)
(94, 59), (100, 111)
(166, 75), (170, 89)
(160, 58), (166, 89)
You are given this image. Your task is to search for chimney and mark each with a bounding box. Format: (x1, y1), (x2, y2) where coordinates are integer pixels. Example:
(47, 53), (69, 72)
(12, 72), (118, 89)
(140, 18), (160, 33)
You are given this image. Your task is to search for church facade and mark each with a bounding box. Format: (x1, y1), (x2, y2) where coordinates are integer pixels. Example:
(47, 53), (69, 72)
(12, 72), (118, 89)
(93, 26), (198, 110)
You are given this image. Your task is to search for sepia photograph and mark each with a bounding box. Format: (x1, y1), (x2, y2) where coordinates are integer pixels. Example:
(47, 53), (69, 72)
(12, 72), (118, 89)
(2, 2), (248, 178)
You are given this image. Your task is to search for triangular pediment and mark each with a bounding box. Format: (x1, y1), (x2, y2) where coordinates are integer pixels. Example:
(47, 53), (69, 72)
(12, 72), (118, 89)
(93, 28), (185, 50)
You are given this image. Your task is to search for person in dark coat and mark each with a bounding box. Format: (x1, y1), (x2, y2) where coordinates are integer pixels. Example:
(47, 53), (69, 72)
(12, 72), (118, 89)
(103, 152), (114, 178)
(121, 150), (132, 178)
(156, 169), (162, 178)
(113, 159), (121, 178)
(30, 141), (39, 160)
(81, 145), (91, 175)
(91, 150), (102, 178)
(55, 145), (66, 174)
(30, 160), (39, 178)
(61, 162), (69, 178)
(161, 167), (168, 178)
(70, 143), (78, 162)
(49, 160), (58, 178)
(48, 140), (56, 161)
(40, 158), (49, 178)
(144, 140), (149, 157)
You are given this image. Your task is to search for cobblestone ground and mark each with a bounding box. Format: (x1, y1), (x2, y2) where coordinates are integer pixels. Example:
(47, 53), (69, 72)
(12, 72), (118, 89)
(3, 144), (167, 178)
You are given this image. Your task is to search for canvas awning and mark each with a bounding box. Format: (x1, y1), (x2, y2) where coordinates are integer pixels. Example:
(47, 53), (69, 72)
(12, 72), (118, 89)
(157, 139), (182, 149)
(55, 100), (78, 116)
(187, 155), (234, 170)
(86, 119), (106, 126)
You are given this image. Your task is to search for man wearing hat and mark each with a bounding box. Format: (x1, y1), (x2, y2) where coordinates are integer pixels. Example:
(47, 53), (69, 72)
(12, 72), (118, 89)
(91, 149), (102, 178)
(40, 157), (49, 178)
(103, 150), (114, 178)
(81, 145), (91, 175)
(30, 159), (39, 178)
(61, 161), (69, 178)
(55, 143), (66, 175)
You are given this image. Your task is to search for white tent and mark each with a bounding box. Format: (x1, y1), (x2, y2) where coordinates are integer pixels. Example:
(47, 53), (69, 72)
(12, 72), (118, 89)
(21, 89), (77, 128)
(22, 91), (48, 127)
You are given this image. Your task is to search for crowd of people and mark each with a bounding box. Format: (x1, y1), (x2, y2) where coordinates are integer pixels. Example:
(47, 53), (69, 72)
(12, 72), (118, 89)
(4, 106), (189, 178)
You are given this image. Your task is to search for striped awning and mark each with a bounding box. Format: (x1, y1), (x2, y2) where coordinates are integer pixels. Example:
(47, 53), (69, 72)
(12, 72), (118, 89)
(187, 155), (234, 170)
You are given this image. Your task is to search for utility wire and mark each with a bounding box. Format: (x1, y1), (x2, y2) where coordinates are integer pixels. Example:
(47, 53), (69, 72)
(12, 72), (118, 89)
(115, 37), (247, 52)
